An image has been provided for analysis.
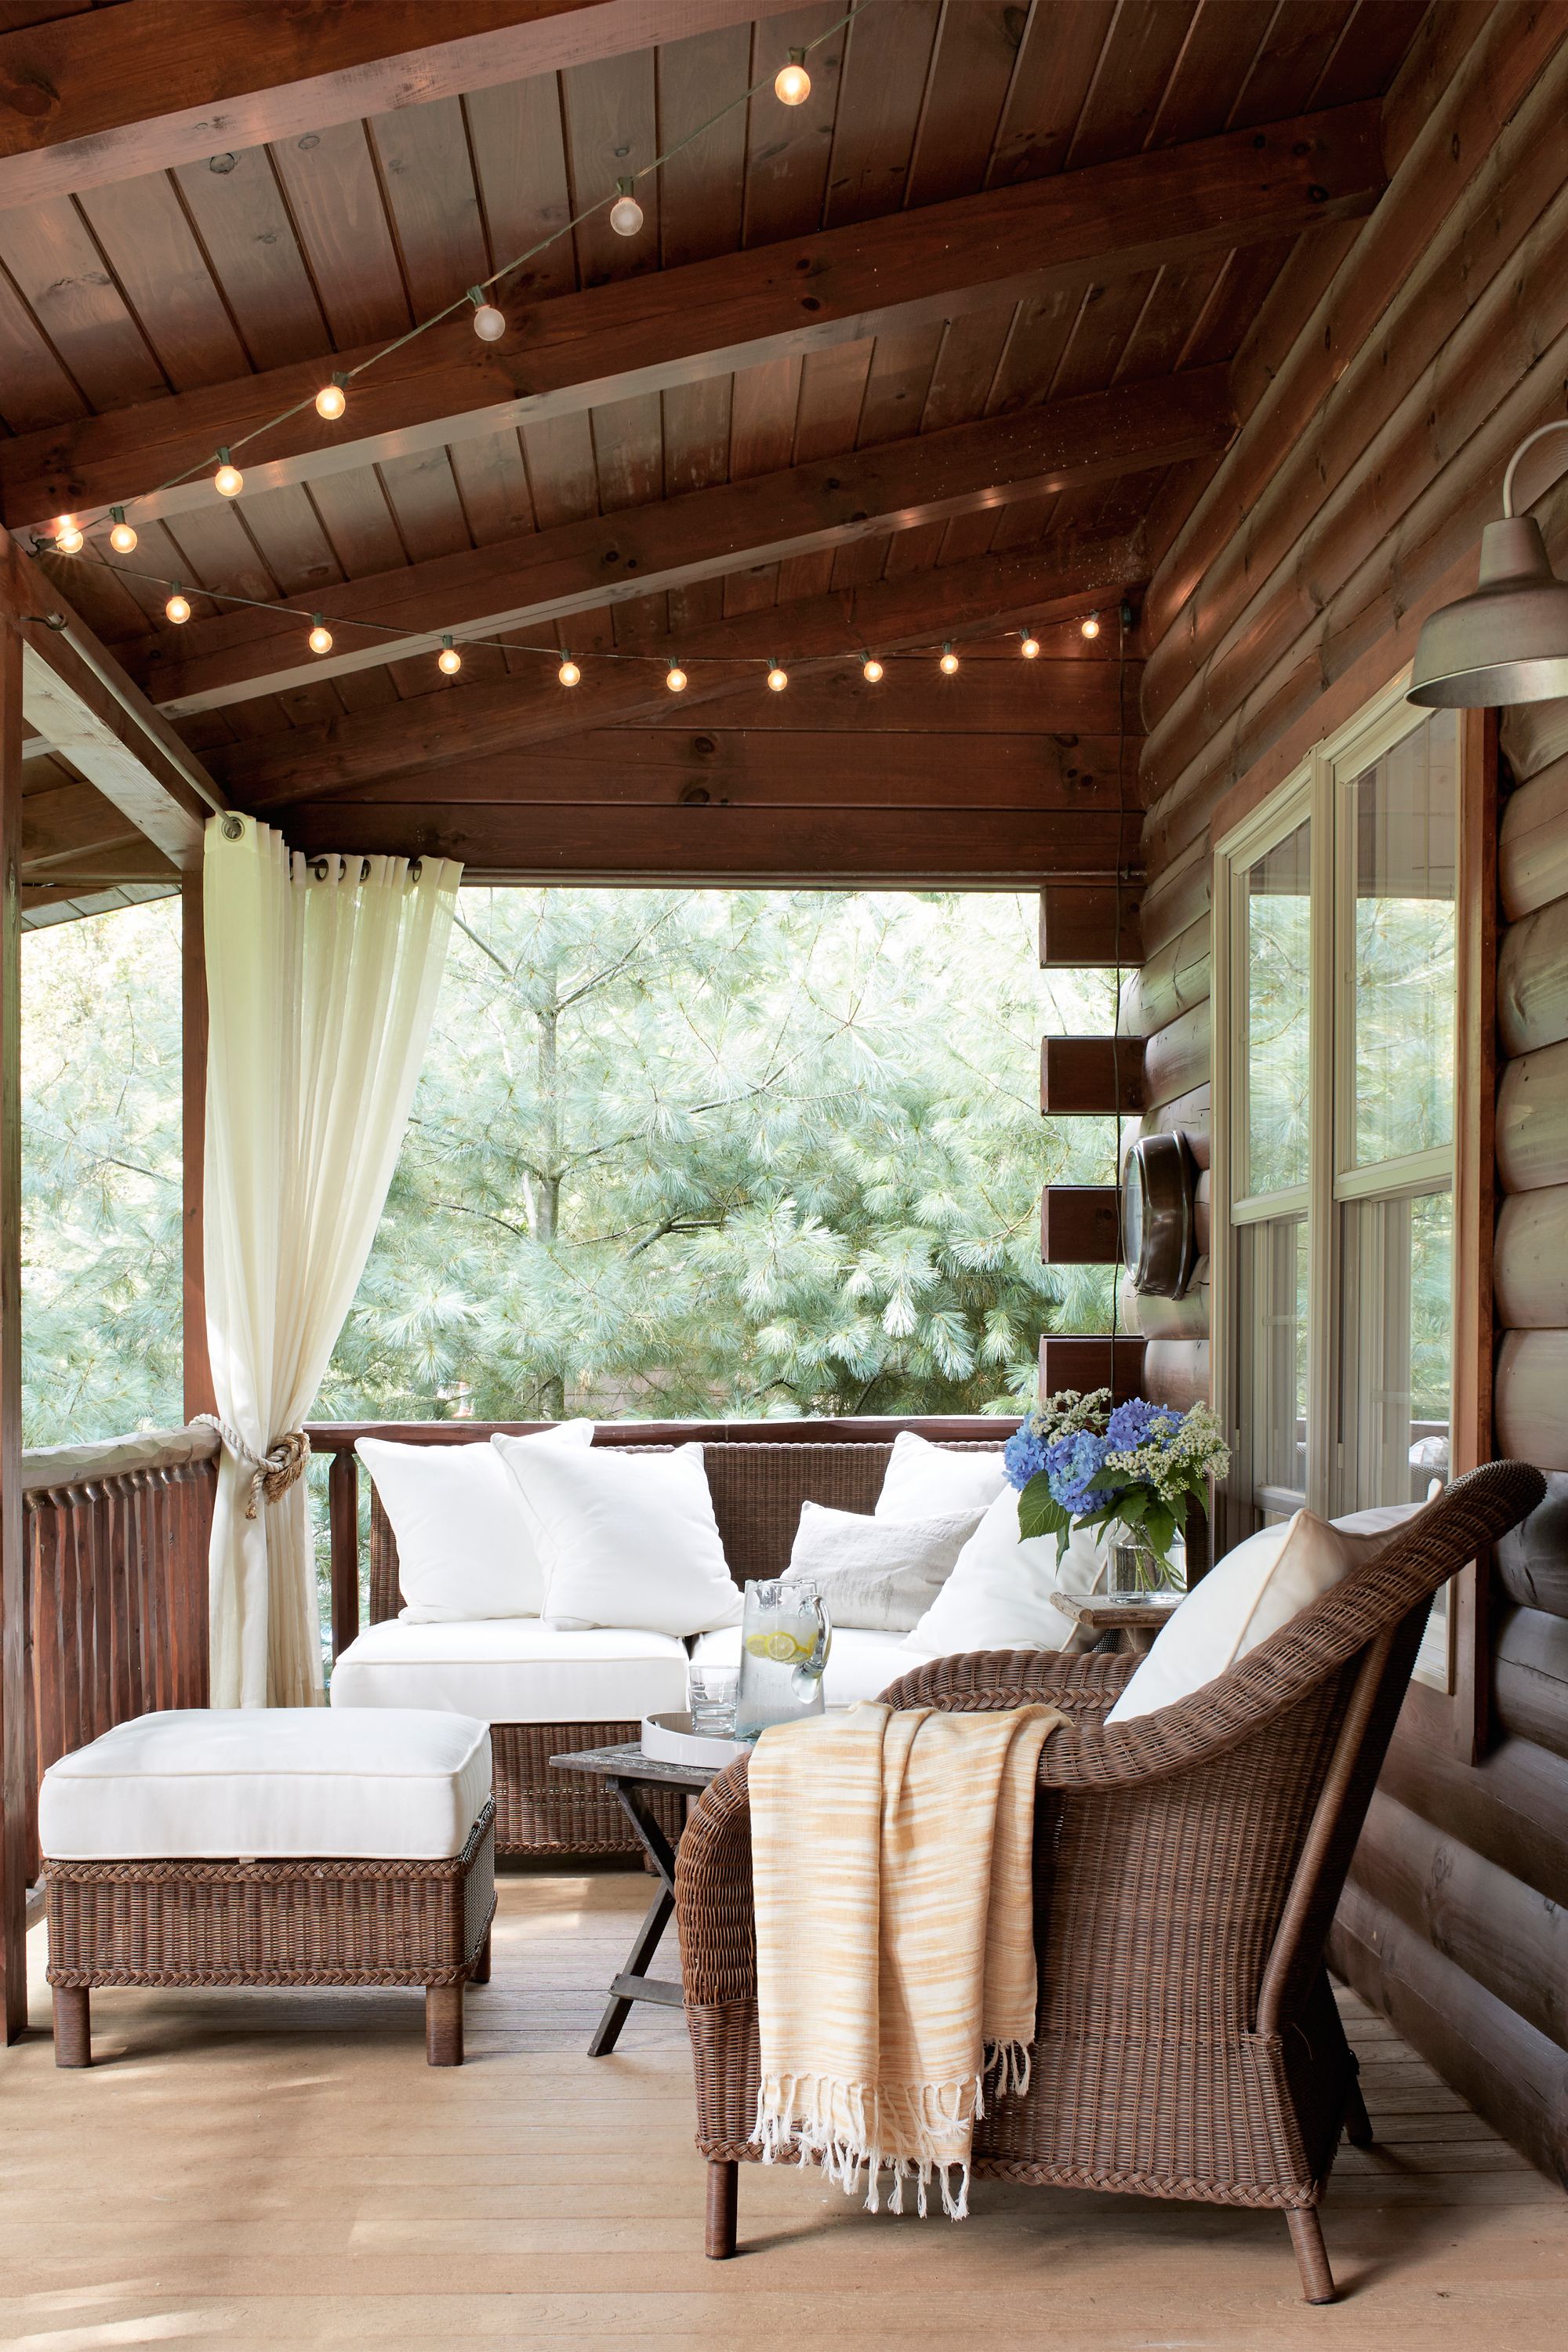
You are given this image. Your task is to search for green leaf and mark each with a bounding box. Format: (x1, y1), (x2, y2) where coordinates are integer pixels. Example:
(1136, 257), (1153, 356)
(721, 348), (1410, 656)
(1143, 1502), (1178, 1558)
(1114, 1487), (1148, 1526)
(1018, 1473), (1071, 1542)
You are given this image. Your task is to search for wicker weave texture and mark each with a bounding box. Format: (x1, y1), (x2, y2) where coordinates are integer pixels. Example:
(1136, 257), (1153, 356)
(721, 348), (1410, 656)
(45, 1805), (495, 1987)
(676, 1464), (1545, 2223)
(492, 1722), (686, 1856)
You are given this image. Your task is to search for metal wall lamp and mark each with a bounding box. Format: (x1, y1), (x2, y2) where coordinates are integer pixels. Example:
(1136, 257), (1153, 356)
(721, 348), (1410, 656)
(1409, 419), (1568, 707)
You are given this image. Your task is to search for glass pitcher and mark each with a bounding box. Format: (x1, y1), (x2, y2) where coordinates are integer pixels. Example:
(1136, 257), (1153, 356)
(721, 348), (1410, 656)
(735, 1577), (832, 1738)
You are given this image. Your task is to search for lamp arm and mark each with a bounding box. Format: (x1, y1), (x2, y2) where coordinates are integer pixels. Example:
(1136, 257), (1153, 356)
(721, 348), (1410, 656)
(1502, 419), (1568, 518)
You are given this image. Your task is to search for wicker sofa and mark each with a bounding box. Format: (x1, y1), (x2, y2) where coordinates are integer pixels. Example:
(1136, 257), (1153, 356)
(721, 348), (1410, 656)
(328, 1429), (1004, 1857)
(673, 1460), (1544, 2303)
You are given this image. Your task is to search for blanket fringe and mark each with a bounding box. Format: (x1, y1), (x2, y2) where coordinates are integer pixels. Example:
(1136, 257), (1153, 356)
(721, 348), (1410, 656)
(751, 2039), (1033, 2222)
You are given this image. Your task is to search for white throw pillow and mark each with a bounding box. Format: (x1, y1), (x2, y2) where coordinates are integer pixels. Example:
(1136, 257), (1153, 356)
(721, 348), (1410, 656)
(1105, 1507), (1394, 1725)
(358, 1421), (595, 1622)
(904, 1485), (1102, 1655)
(786, 1500), (985, 1633)
(492, 1437), (743, 1638)
(874, 1429), (1007, 1521)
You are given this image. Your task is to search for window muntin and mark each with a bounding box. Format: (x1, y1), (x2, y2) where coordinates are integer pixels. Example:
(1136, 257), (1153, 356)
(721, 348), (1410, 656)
(1243, 819), (1312, 1198)
(1346, 720), (1457, 1171)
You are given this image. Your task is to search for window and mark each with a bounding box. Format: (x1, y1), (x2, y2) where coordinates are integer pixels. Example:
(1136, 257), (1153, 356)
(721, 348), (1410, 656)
(1214, 685), (1462, 1686)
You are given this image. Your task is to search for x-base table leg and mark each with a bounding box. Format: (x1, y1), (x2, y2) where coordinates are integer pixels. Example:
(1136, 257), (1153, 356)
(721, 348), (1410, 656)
(587, 1777), (686, 2056)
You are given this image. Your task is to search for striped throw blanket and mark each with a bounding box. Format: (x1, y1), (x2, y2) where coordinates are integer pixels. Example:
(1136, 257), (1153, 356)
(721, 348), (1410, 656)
(749, 1697), (1064, 2219)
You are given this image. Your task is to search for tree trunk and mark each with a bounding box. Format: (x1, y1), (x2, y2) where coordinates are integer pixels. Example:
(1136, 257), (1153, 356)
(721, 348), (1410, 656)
(535, 987), (566, 1419)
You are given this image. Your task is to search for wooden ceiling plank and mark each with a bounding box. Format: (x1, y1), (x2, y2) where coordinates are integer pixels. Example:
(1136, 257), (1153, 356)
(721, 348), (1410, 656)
(449, 426), (539, 546)
(0, 243), (89, 432)
(1068, 2), (1201, 171)
(74, 170), (248, 390)
(919, 301), (1014, 434)
(0, 1), (797, 207)
(1047, 271), (1159, 404)
(589, 387), (663, 512)
(741, 4), (848, 248)
(306, 467), (408, 580)
(129, 370), (1231, 712)
(0, 191), (165, 413)
(820, 0), (941, 230)
(374, 446), (474, 566)
(366, 96), (491, 321)
(171, 144), (328, 373)
(560, 45), (659, 292)
(156, 498), (281, 608)
(1310, 0), (1432, 110)
(267, 119), (411, 351)
(1230, 1), (1359, 131)
(904, 2), (1025, 211)
(854, 320), (944, 449)
(720, 559), (781, 619)
(770, 547), (834, 604)
(655, 20), (750, 270)
(230, 480), (346, 602)
(1144, 0), (1276, 147)
(464, 71), (578, 307)
(521, 408), (600, 528)
(0, 101), (1385, 532)
(985, 0), (1116, 187)
(728, 352), (801, 478)
(791, 334), (873, 463)
(203, 531), (1145, 805)
(661, 376), (732, 498)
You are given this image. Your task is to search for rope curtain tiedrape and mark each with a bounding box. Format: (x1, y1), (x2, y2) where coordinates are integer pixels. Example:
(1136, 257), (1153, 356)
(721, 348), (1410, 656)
(201, 817), (460, 1707)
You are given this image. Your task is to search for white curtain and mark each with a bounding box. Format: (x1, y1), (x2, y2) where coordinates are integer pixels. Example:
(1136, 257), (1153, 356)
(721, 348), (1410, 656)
(201, 816), (460, 1707)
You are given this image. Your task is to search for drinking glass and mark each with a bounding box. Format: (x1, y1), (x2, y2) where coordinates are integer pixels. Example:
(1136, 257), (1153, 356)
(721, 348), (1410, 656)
(688, 1661), (739, 1737)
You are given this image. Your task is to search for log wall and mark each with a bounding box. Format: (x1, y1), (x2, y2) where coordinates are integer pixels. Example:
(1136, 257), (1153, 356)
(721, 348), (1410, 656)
(1132, 10), (1568, 2185)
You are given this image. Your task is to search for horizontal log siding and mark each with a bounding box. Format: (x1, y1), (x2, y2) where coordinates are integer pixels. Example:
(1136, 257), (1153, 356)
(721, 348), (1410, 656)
(1134, 9), (1568, 2184)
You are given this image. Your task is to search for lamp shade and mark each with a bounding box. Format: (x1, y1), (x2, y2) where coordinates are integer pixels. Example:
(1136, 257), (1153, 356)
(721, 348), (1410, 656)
(1408, 515), (1568, 706)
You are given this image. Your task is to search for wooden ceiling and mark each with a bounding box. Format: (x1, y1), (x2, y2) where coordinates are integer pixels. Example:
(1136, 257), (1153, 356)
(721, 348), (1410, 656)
(0, 0), (1436, 913)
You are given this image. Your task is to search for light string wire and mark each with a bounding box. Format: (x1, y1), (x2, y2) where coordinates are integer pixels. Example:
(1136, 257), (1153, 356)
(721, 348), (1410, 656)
(45, 2), (871, 532)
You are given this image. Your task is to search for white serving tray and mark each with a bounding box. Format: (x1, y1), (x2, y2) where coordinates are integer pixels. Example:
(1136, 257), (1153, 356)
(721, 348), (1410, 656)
(641, 1710), (750, 1769)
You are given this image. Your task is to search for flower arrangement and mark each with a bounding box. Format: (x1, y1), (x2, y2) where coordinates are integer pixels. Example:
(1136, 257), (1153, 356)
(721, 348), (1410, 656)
(1004, 1388), (1231, 1578)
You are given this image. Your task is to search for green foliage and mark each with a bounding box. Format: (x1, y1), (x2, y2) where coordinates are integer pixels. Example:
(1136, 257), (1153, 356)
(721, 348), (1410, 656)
(20, 887), (1124, 1444)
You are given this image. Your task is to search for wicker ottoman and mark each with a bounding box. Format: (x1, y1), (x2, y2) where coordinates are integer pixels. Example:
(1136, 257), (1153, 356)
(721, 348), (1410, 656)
(40, 1708), (495, 2068)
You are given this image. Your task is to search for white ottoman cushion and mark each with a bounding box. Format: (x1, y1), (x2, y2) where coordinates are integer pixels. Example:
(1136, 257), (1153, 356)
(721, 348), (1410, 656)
(329, 1617), (692, 1723)
(691, 1624), (924, 1708)
(38, 1708), (492, 1863)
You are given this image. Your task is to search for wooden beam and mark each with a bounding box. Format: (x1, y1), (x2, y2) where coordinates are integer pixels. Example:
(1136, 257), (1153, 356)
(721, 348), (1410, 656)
(1039, 1335), (1145, 1405)
(0, 105), (1384, 534)
(1040, 1187), (1123, 1264)
(129, 375), (1230, 714)
(0, 541), (223, 866)
(0, 0), (788, 208)
(0, 608), (23, 2040)
(280, 801), (1129, 884)
(1040, 1037), (1145, 1116)
(1040, 879), (1143, 967)
(212, 535), (1145, 809)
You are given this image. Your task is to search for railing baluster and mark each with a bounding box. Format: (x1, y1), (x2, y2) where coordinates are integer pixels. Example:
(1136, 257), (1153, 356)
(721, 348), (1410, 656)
(328, 1448), (361, 1662)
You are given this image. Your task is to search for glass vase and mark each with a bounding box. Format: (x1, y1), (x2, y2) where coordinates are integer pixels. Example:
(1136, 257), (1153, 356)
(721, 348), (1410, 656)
(1106, 1526), (1185, 1599)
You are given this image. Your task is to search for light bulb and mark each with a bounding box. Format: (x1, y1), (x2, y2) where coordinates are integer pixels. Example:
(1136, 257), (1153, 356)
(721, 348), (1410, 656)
(53, 517), (83, 554)
(309, 617), (332, 655)
(666, 662), (687, 692)
(557, 657), (580, 687)
(939, 644), (959, 675)
(165, 587), (191, 624)
(471, 300), (506, 342)
(1020, 630), (1040, 659)
(861, 655), (884, 682)
(767, 662), (788, 693)
(315, 378), (347, 419)
(108, 507), (136, 554)
(437, 635), (462, 675)
(213, 448), (243, 497)
(1080, 612), (1101, 640)
(609, 178), (644, 238)
(775, 48), (811, 104)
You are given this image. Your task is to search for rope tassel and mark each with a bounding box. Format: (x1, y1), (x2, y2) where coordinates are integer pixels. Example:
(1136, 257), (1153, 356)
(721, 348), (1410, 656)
(195, 1416), (310, 1519)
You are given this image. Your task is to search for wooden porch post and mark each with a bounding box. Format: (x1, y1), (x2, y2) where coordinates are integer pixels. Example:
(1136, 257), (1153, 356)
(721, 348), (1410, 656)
(182, 865), (214, 1422)
(0, 612), (26, 2039)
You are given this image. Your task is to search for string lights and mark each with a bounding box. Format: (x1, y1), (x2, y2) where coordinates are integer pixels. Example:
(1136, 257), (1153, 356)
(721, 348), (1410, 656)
(469, 288), (507, 343)
(775, 48), (811, 104)
(165, 585), (191, 624)
(314, 374), (348, 419)
(1019, 628), (1040, 659)
(608, 179), (645, 238)
(437, 635), (462, 674)
(53, 516), (83, 554)
(666, 661), (688, 691)
(861, 654), (884, 682)
(938, 643), (960, 674)
(1080, 612), (1101, 639)
(767, 661), (788, 692)
(213, 448), (243, 498)
(309, 616), (333, 655)
(108, 507), (137, 554)
(557, 655), (580, 686)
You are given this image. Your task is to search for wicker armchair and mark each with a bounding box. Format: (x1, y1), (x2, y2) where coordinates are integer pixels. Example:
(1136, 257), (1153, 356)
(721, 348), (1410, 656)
(674, 1460), (1545, 2304)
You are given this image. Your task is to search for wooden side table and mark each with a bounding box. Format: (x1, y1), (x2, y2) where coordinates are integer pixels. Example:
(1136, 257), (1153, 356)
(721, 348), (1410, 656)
(1053, 1592), (1182, 1656)
(549, 1740), (723, 2056)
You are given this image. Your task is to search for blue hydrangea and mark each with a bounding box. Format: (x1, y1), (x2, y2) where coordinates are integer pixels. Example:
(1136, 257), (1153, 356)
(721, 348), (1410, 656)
(1004, 1420), (1051, 1490)
(1045, 1430), (1112, 1514)
(1106, 1397), (1177, 1452)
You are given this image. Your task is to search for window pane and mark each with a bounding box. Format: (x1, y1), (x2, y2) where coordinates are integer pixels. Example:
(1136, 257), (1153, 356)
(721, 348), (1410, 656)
(1235, 1213), (1308, 1511)
(1352, 712), (1457, 1166)
(1338, 1188), (1452, 1511)
(1243, 819), (1312, 1196)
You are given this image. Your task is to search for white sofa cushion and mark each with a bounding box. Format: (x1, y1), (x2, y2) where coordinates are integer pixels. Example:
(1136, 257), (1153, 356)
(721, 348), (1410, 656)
(692, 1624), (924, 1708)
(904, 1485), (1102, 1655)
(358, 1420), (594, 1621)
(38, 1708), (492, 1862)
(492, 1436), (743, 1637)
(874, 1429), (1007, 1520)
(330, 1617), (692, 1724)
(1105, 1507), (1397, 1725)
(785, 1499), (984, 1632)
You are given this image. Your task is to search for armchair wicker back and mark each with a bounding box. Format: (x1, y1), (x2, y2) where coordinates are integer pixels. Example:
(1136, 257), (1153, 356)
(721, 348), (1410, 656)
(674, 1461), (1546, 2303)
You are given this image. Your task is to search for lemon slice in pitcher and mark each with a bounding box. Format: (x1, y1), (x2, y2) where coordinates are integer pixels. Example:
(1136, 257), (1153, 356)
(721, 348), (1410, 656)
(745, 1629), (814, 1664)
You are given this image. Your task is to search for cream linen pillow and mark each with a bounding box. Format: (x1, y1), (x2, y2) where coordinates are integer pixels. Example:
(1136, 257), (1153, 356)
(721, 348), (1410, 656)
(874, 1429), (1007, 1520)
(358, 1421), (595, 1622)
(492, 1436), (743, 1638)
(785, 1500), (985, 1633)
(1105, 1506), (1394, 1725)
(904, 1484), (1103, 1655)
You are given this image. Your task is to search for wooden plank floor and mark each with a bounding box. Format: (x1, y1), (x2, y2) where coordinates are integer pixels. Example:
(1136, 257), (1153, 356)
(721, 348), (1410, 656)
(2, 1868), (1566, 2350)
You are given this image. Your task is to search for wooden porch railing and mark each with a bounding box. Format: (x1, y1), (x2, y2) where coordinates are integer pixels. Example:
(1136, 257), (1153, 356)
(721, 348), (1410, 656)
(20, 1425), (216, 1878)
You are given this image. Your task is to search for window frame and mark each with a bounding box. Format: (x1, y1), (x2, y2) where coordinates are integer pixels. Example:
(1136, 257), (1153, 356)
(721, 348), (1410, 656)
(1212, 673), (1483, 1725)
